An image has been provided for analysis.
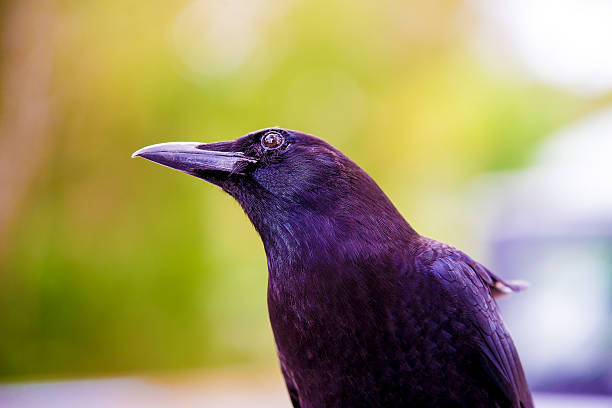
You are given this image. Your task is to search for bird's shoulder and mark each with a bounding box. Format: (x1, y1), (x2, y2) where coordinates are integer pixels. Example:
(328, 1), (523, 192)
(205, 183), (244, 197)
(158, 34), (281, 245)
(412, 237), (525, 299)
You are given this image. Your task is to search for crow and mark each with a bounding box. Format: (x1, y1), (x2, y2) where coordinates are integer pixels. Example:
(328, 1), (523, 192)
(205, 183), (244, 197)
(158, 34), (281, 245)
(133, 128), (533, 408)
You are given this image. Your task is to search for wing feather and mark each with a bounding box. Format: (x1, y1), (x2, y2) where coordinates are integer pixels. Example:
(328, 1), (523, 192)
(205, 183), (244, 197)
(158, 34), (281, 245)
(419, 241), (533, 408)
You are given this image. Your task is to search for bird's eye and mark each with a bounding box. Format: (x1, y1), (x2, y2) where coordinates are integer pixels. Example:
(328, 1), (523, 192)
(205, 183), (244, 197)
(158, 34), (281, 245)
(262, 132), (284, 149)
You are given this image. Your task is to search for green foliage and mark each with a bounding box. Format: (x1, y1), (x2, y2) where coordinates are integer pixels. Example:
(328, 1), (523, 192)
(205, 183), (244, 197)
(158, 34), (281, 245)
(0, 0), (581, 380)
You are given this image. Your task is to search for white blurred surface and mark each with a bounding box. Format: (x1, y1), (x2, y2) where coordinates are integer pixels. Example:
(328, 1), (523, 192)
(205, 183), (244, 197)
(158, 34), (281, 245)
(0, 376), (291, 408)
(2, 377), (612, 407)
(472, 0), (612, 95)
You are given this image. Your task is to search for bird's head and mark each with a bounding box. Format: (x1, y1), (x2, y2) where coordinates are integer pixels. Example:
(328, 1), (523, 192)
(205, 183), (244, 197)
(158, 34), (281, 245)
(133, 128), (349, 207)
(133, 128), (414, 260)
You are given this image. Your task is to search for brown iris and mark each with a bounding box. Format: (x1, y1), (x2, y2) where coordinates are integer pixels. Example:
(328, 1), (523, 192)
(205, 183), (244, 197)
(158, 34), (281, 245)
(262, 132), (283, 149)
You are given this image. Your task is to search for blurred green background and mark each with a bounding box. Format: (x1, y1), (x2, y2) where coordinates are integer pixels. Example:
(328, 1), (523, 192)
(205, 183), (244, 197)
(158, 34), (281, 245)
(0, 0), (601, 382)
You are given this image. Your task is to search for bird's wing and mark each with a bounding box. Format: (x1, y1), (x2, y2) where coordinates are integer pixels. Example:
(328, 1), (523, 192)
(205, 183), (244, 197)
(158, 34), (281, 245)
(466, 254), (529, 299)
(417, 243), (533, 408)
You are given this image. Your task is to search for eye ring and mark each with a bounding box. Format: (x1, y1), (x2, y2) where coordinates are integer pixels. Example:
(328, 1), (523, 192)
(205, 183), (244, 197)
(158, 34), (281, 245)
(261, 131), (284, 150)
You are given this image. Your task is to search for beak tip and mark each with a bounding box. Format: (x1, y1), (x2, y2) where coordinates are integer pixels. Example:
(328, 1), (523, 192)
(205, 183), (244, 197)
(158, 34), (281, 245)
(131, 146), (148, 159)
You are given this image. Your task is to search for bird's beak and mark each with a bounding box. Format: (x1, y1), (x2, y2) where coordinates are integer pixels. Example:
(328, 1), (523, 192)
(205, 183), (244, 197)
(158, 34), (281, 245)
(131, 142), (256, 175)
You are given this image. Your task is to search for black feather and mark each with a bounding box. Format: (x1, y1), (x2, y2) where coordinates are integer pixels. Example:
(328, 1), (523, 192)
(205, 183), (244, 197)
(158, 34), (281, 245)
(135, 128), (534, 407)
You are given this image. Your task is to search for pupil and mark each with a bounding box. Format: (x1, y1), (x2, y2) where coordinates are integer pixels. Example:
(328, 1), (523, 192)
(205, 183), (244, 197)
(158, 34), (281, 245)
(264, 132), (282, 148)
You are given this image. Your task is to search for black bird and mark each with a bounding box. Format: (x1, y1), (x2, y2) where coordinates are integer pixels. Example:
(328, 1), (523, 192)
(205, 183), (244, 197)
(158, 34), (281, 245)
(133, 128), (533, 408)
